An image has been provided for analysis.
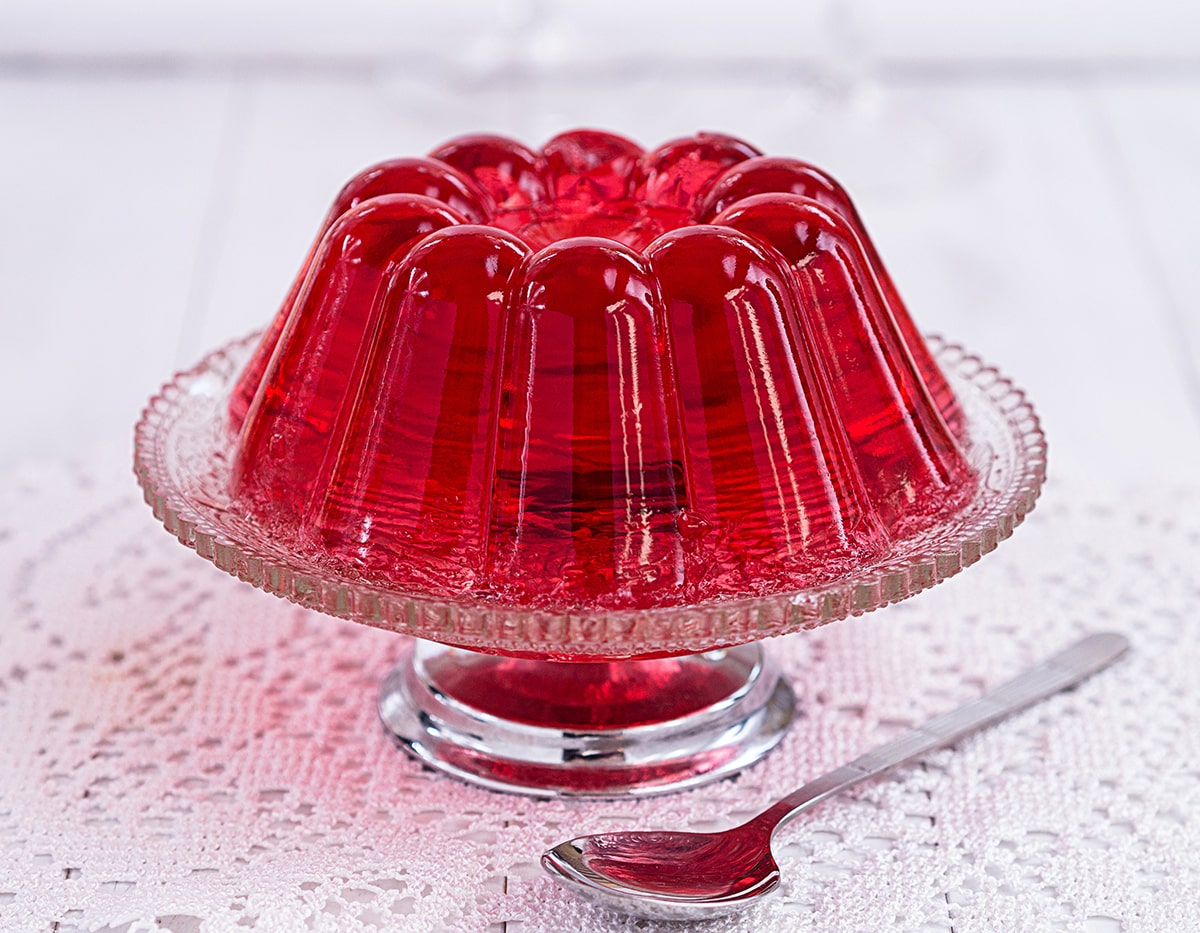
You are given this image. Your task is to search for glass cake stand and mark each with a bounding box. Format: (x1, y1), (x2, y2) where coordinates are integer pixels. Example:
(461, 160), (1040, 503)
(134, 334), (1045, 797)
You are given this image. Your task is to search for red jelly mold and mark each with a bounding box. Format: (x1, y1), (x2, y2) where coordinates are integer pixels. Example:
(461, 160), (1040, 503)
(229, 130), (975, 611)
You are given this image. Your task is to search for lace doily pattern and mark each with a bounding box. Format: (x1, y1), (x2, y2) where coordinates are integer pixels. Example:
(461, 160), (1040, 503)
(1, 451), (1197, 932)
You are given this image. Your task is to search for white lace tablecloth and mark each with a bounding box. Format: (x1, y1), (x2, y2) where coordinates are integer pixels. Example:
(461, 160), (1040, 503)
(1, 448), (1197, 933)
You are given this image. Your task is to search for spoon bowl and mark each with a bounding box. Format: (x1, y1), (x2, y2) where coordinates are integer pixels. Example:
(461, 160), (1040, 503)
(542, 632), (1130, 920)
(544, 825), (779, 919)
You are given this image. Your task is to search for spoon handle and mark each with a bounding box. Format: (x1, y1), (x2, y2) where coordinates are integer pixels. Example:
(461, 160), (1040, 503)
(757, 632), (1130, 832)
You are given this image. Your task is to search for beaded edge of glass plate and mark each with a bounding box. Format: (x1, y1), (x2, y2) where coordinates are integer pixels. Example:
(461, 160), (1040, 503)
(134, 334), (1046, 659)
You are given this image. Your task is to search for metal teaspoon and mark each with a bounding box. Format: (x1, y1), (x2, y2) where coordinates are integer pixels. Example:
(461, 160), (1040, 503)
(541, 632), (1130, 921)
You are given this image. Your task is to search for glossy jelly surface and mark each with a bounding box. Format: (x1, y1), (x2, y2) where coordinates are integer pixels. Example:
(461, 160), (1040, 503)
(230, 130), (975, 611)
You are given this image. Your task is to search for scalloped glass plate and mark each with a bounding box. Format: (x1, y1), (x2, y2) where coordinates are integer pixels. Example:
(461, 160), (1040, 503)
(134, 333), (1045, 661)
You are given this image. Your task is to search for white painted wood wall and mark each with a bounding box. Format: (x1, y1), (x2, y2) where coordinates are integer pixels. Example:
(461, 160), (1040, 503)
(3, 0), (1198, 495)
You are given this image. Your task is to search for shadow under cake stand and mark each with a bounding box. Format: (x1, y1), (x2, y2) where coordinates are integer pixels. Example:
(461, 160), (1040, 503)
(135, 335), (1045, 798)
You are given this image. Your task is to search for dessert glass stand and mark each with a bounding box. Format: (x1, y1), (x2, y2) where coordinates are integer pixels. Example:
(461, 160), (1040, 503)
(135, 333), (1045, 798)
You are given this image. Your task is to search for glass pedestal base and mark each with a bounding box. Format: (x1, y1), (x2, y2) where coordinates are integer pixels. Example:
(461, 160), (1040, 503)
(378, 640), (796, 798)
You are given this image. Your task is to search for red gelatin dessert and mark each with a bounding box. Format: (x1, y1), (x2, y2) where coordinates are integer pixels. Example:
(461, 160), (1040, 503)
(229, 130), (975, 611)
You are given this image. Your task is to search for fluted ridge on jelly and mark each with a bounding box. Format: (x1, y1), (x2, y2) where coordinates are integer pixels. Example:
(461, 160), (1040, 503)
(314, 226), (529, 592)
(488, 237), (685, 606)
(646, 225), (888, 595)
(716, 193), (971, 530)
(231, 194), (467, 520)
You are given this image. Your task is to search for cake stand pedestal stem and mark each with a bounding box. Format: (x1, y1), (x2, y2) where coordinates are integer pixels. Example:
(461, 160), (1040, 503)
(378, 640), (796, 798)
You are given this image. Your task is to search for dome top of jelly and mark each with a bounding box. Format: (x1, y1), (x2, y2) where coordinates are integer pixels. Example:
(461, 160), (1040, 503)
(228, 130), (975, 612)
(335, 129), (762, 251)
